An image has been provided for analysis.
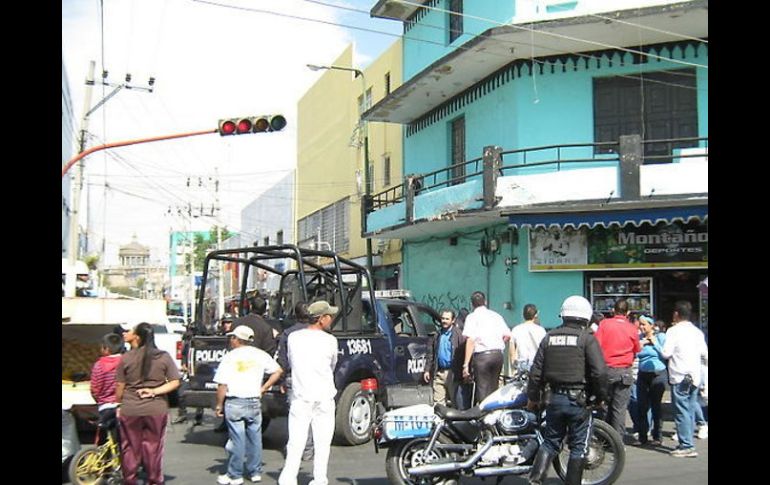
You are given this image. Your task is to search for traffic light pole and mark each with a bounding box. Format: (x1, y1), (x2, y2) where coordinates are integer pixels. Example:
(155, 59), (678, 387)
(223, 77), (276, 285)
(61, 128), (217, 178)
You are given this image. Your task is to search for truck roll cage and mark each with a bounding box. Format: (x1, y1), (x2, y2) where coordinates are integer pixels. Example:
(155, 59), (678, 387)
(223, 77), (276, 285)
(195, 244), (378, 335)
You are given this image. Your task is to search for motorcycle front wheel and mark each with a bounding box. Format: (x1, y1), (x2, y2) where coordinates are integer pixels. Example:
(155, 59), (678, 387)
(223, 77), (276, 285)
(385, 435), (459, 485)
(553, 419), (625, 485)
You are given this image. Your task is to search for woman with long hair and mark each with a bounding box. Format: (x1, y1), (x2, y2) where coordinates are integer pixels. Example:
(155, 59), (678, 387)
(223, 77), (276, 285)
(115, 322), (181, 485)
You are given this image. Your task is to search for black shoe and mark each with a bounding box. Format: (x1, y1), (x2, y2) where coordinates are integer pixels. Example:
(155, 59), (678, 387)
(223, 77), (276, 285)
(528, 448), (555, 485)
(171, 416), (188, 424)
(565, 458), (584, 485)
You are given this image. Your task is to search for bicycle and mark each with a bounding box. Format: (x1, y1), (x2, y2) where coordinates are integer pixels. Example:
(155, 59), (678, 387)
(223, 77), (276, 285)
(68, 409), (122, 485)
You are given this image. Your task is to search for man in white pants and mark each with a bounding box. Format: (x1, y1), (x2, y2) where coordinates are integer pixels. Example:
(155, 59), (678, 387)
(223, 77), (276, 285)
(278, 301), (339, 485)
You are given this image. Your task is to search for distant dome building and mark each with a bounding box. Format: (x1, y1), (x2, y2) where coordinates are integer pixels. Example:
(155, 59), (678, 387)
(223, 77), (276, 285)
(119, 234), (150, 267)
(103, 234), (168, 299)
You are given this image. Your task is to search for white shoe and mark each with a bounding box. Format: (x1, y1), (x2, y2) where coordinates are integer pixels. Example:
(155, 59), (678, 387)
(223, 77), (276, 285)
(671, 432), (678, 442)
(217, 475), (244, 485)
(249, 475), (262, 483)
(697, 424), (708, 439)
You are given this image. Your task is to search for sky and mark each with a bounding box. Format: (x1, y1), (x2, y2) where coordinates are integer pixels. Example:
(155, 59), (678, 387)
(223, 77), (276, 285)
(62, 0), (403, 267)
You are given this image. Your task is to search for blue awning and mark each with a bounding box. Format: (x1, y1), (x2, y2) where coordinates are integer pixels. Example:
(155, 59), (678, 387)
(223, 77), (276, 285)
(507, 205), (708, 229)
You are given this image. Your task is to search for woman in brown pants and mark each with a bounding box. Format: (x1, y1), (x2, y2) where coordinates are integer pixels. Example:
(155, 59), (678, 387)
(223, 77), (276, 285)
(116, 323), (181, 485)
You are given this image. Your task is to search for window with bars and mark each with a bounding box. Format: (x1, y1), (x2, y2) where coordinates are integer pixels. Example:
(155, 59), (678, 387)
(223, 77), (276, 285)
(358, 88), (373, 116)
(593, 68), (698, 163)
(449, 0), (463, 44)
(368, 162), (375, 193)
(383, 155), (391, 187)
(297, 198), (350, 253)
(450, 116), (466, 185)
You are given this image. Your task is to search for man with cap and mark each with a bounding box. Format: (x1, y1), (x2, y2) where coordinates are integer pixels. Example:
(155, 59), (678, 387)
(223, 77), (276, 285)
(214, 325), (283, 485)
(278, 300), (339, 485)
(526, 295), (608, 485)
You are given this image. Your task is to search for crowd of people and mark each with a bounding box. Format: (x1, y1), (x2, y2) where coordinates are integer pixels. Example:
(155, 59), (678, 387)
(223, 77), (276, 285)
(89, 290), (707, 484)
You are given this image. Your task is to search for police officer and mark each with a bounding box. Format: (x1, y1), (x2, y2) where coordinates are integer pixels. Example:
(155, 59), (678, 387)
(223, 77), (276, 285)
(526, 296), (608, 485)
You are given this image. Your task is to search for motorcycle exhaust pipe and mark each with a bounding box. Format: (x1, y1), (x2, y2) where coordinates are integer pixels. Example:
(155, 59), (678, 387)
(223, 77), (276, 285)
(409, 437), (500, 476)
(474, 465), (531, 477)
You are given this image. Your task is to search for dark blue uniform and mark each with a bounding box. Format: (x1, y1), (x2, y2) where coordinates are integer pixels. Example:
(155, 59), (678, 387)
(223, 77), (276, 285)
(526, 319), (608, 485)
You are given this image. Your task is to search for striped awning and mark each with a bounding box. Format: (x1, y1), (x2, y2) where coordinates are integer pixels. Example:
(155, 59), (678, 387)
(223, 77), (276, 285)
(507, 205), (708, 229)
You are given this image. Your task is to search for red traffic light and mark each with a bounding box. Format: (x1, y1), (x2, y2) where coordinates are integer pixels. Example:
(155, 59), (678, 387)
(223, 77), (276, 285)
(218, 115), (287, 136)
(218, 119), (237, 136)
(237, 118), (252, 134)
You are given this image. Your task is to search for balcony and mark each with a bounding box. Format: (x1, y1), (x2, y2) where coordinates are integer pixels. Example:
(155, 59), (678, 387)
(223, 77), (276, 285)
(363, 135), (707, 239)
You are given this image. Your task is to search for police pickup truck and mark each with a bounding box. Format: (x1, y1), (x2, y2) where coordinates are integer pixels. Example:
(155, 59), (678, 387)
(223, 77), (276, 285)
(181, 245), (440, 445)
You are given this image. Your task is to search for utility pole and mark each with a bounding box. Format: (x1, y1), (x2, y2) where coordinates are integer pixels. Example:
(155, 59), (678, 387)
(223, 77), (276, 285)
(65, 61), (96, 298)
(216, 168), (225, 318)
(63, 61), (156, 296)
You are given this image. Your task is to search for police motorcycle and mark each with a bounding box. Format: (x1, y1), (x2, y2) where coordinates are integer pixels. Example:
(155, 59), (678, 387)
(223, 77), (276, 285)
(373, 368), (624, 485)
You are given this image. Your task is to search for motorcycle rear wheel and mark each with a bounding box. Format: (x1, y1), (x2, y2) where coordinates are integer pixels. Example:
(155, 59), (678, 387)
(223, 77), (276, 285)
(553, 419), (625, 485)
(385, 435), (459, 485)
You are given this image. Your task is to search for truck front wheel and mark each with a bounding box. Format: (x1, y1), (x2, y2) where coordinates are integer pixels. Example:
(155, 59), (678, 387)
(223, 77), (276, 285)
(334, 382), (374, 446)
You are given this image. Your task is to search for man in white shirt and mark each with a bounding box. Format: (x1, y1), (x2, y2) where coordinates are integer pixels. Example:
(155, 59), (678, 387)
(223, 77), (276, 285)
(509, 303), (547, 373)
(660, 300), (708, 458)
(462, 291), (511, 404)
(214, 326), (284, 485)
(278, 301), (339, 485)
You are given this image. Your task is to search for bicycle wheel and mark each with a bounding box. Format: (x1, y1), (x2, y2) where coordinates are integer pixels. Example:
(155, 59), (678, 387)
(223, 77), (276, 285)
(68, 447), (107, 485)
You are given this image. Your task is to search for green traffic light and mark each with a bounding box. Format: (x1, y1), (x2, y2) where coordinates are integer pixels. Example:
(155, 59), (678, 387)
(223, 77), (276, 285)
(269, 115), (287, 131)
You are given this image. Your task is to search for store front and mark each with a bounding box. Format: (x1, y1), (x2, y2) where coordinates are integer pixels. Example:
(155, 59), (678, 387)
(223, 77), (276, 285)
(509, 204), (708, 330)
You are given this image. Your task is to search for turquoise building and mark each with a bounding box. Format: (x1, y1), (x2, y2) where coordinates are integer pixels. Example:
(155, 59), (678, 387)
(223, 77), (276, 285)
(364, 0), (708, 331)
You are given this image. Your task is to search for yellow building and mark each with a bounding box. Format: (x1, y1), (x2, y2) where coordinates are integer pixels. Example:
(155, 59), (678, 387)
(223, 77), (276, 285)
(296, 40), (403, 288)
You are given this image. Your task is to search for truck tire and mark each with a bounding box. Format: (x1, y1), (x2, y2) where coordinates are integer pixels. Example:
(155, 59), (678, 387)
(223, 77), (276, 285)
(334, 382), (374, 446)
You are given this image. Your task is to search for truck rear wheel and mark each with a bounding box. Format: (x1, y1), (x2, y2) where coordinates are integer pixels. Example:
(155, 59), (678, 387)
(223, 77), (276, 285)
(334, 382), (374, 446)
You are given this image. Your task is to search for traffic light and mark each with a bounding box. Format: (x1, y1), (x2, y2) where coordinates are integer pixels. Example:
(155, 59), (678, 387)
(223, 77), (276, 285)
(217, 115), (287, 136)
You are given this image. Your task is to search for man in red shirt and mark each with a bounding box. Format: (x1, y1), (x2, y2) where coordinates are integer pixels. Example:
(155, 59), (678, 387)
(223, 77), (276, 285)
(594, 300), (641, 438)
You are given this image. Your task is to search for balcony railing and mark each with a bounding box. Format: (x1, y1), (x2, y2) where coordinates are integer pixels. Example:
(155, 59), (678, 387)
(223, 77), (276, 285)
(367, 136), (708, 215)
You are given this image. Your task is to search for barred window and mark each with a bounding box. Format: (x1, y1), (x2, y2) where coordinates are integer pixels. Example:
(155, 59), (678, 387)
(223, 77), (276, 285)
(297, 197), (350, 253)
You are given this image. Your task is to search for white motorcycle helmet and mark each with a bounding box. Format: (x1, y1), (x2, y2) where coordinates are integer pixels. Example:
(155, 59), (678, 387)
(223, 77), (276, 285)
(559, 295), (593, 321)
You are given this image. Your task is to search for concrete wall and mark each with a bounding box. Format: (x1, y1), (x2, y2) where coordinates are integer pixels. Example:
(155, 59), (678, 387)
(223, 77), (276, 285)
(404, 0), (514, 80)
(403, 224), (582, 328)
(404, 46), (708, 177)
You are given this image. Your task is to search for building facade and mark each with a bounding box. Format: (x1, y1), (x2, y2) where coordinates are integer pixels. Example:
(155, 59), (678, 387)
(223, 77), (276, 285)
(297, 40), (404, 289)
(62, 56), (76, 258)
(365, 0), (708, 332)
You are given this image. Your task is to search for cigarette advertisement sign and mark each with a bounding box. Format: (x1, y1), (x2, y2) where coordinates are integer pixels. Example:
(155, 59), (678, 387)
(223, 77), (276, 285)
(529, 221), (708, 271)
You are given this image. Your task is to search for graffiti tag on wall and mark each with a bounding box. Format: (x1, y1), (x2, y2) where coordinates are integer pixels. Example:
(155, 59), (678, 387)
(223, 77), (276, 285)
(420, 292), (469, 313)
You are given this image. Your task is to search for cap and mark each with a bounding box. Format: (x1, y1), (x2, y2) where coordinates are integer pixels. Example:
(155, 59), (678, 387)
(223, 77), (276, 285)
(226, 325), (255, 341)
(221, 313), (234, 322)
(308, 301), (339, 317)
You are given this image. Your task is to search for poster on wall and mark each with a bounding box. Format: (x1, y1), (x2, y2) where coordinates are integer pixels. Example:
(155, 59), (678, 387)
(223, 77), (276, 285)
(529, 221), (708, 271)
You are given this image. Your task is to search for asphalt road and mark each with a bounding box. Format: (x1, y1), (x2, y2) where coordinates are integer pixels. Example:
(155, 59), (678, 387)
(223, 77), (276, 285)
(65, 406), (707, 484)
(161, 409), (706, 484)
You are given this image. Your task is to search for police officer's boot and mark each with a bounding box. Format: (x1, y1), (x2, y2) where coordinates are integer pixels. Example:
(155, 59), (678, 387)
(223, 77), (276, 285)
(565, 457), (585, 485)
(528, 448), (555, 485)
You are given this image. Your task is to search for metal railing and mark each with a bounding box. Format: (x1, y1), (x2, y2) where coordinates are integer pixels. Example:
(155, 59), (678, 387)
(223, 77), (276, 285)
(366, 136), (708, 214)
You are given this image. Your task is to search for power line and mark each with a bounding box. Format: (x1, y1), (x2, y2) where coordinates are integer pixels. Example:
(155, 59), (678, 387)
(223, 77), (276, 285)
(299, 0), (705, 91)
(394, 0), (707, 70)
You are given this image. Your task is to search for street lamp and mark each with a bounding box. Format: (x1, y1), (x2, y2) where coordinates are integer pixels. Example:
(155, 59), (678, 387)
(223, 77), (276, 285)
(306, 63), (374, 279)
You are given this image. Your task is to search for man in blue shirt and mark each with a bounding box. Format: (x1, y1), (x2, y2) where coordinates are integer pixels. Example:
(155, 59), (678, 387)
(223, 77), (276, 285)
(424, 309), (466, 406)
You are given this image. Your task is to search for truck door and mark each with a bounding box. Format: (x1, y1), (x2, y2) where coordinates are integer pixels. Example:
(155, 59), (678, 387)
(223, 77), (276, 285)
(387, 304), (431, 384)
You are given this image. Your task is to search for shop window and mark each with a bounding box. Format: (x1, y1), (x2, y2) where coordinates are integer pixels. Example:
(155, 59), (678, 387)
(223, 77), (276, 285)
(593, 68), (698, 163)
